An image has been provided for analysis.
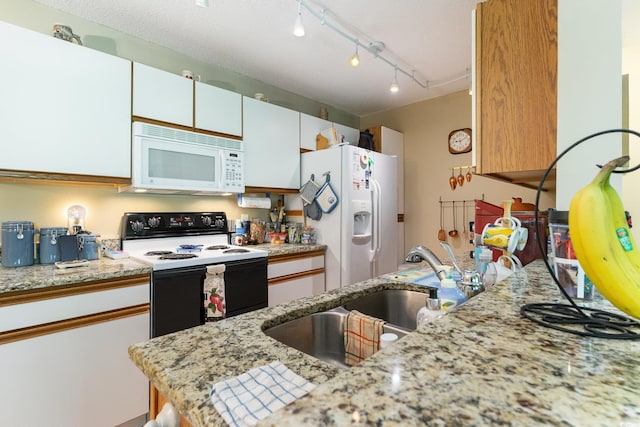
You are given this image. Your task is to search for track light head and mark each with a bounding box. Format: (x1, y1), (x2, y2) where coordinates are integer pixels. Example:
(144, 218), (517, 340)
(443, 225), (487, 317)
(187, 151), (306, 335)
(293, 1), (305, 37)
(390, 68), (399, 93)
(349, 45), (360, 67)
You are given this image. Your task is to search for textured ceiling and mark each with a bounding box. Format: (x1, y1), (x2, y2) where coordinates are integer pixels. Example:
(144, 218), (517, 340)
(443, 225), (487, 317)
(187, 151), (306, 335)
(33, 0), (635, 117)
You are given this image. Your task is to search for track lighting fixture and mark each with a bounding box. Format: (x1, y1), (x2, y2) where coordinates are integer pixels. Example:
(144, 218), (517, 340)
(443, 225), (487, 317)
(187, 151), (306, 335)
(293, 0), (470, 92)
(349, 44), (360, 67)
(293, 0), (305, 37)
(390, 68), (399, 93)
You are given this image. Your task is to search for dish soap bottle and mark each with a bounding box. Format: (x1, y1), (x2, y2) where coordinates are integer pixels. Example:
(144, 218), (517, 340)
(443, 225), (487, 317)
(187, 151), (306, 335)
(416, 288), (446, 325)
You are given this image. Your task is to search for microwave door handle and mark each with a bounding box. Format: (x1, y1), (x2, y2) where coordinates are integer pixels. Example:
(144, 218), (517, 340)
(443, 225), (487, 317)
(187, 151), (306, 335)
(219, 152), (225, 188)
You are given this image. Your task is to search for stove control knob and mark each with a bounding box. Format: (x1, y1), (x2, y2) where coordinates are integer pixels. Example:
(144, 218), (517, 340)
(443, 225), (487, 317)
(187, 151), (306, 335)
(214, 218), (226, 229)
(201, 216), (212, 227)
(130, 220), (145, 233)
(148, 217), (161, 228)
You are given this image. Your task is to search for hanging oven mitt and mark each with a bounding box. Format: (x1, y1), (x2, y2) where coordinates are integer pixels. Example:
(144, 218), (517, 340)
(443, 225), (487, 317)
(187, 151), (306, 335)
(301, 174), (323, 220)
(315, 172), (339, 214)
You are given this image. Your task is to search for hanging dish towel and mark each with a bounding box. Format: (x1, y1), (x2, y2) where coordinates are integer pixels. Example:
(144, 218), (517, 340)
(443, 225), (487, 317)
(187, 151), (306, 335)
(344, 310), (384, 366)
(210, 361), (316, 427)
(204, 264), (226, 321)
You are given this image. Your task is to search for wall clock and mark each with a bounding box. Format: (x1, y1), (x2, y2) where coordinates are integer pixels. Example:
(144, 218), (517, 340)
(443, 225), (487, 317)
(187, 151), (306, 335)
(448, 128), (472, 154)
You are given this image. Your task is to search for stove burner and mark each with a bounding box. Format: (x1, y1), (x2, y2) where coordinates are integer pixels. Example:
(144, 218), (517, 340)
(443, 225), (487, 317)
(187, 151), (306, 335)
(145, 250), (173, 256)
(207, 245), (230, 250)
(159, 253), (198, 260)
(223, 248), (250, 254)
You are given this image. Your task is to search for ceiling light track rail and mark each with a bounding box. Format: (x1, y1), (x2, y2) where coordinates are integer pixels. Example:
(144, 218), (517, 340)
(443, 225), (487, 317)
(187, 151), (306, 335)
(296, 0), (470, 92)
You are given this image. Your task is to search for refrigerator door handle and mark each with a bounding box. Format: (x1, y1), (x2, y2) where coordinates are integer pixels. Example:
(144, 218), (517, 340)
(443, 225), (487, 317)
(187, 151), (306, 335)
(369, 178), (382, 271)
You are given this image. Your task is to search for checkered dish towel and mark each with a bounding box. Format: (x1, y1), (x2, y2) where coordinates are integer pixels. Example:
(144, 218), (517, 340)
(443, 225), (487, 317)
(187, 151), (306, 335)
(344, 310), (384, 366)
(210, 361), (316, 427)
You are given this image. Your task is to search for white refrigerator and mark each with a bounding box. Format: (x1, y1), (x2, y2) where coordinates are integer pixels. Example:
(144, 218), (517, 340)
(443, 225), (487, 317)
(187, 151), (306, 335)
(301, 145), (398, 290)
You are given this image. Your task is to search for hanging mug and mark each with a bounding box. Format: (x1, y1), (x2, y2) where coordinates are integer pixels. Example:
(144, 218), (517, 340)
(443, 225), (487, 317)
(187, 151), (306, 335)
(481, 217), (522, 254)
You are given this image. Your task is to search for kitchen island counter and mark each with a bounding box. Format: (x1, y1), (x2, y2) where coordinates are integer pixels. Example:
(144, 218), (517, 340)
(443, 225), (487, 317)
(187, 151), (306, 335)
(128, 260), (640, 426)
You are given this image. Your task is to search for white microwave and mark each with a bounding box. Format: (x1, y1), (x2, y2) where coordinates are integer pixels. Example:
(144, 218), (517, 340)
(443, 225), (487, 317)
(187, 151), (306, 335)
(121, 122), (244, 195)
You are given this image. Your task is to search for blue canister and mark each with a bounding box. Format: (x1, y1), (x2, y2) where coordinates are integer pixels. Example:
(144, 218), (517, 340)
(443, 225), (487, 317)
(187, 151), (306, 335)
(1, 221), (36, 268)
(78, 233), (100, 260)
(39, 227), (69, 264)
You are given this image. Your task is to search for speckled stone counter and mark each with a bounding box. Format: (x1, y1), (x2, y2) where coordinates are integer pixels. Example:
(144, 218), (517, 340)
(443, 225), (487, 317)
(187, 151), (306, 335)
(0, 244), (324, 296)
(0, 257), (151, 295)
(128, 260), (640, 427)
(253, 243), (326, 258)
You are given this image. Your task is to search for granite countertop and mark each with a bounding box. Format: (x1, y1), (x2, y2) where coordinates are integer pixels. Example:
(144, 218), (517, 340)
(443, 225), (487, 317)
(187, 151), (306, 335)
(128, 260), (640, 427)
(0, 244), (325, 296)
(252, 243), (326, 258)
(0, 257), (152, 295)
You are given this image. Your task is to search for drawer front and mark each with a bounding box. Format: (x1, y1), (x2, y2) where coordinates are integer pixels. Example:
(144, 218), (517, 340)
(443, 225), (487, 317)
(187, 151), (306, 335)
(268, 255), (324, 279)
(0, 283), (149, 333)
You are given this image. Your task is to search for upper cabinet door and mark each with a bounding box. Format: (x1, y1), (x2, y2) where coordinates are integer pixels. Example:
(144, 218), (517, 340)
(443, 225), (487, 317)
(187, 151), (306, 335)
(243, 97), (300, 189)
(0, 21), (131, 178)
(194, 81), (242, 137)
(132, 62), (193, 127)
(300, 113), (332, 151)
(333, 123), (360, 146)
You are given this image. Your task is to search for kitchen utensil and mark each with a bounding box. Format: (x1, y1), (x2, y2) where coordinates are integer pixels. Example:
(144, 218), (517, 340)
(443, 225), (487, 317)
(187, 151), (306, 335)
(448, 202), (458, 237)
(462, 201), (467, 238)
(457, 169), (465, 187)
(466, 166), (473, 183)
(449, 169), (457, 190)
(438, 202), (446, 241)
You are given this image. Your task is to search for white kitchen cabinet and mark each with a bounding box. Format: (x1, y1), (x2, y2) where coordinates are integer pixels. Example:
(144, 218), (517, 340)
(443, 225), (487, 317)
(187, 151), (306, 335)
(243, 96), (301, 190)
(0, 20), (131, 179)
(268, 250), (325, 307)
(300, 113), (360, 151)
(133, 62), (194, 127)
(0, 276), (150, 427)
(333, 123), (360, 145)
(300, 113), (333, 151)
(195, 81), (242, 137)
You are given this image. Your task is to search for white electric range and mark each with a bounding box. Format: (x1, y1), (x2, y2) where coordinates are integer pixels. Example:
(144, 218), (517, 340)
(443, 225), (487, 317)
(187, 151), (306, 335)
(121, 212), (268, 337)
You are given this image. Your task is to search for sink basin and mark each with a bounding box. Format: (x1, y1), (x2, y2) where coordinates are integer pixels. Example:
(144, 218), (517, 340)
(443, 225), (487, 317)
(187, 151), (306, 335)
(343, 289), (429, 331)
(264, 305), (410, 368)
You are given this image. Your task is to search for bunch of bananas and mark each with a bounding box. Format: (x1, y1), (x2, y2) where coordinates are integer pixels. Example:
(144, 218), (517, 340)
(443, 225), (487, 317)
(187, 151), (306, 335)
(569, 155), (640, 319)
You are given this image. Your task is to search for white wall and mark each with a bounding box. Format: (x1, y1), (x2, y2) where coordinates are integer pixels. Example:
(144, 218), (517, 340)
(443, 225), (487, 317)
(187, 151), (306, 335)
(556, 0), (623, 210)
(622, 43), (640, 242)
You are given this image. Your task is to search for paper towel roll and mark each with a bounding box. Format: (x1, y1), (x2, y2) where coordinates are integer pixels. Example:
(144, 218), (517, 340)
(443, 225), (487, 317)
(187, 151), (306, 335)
(237, 195), (271, 209)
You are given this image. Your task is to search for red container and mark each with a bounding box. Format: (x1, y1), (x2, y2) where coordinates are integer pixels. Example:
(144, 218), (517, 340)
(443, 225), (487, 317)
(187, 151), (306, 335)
(474, 199), (547, 266)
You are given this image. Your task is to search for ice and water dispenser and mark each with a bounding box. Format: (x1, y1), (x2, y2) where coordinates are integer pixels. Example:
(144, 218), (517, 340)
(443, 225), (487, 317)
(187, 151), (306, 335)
(352, 200), (372, 239)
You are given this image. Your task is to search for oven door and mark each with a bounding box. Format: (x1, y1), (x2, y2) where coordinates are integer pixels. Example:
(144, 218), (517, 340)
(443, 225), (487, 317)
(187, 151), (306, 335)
(150, 257), (268, 338)
(151, 265), (206, 338)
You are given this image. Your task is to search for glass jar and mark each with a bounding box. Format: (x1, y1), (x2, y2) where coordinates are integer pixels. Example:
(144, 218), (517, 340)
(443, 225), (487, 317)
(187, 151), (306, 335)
(301, 227), (317, 245)
(249, 218), (265, 244)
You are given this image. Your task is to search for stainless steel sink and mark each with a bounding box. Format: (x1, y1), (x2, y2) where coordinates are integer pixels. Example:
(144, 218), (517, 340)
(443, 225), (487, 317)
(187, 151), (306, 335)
(264, 307), (351, 368)
(343, 289), (428, 331)
(264, 289), (427, 368)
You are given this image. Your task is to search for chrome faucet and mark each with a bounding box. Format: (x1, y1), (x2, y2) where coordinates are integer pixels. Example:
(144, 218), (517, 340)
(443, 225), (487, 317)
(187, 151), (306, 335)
(405, 245), (449, 281)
